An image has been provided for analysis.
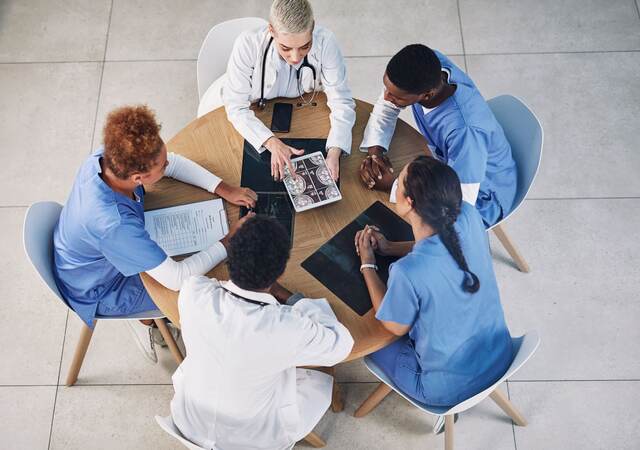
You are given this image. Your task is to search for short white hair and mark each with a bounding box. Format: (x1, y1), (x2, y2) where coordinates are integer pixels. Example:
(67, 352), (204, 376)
(270, 0), (314, 34)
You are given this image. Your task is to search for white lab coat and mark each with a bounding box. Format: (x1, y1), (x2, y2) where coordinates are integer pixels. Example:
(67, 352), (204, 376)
(360, 89), (403, 152)
(198, 25), (355, 154)
(170, 276), (354, 450)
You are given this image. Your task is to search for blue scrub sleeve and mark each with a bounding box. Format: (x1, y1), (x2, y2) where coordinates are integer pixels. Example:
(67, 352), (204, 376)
(100, 221), (167, 277)
(375, 265), (421, 326)
(445, 127), (489, 184)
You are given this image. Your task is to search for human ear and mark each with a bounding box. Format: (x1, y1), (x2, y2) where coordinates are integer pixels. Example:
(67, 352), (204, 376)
(131, 174), (143, 185)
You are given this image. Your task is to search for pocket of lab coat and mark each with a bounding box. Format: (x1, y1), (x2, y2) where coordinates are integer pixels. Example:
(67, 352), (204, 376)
(278, 403), (300, 440)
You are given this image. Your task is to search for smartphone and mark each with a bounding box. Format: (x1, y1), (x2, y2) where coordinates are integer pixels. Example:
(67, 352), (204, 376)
(270, 102), (293, 133)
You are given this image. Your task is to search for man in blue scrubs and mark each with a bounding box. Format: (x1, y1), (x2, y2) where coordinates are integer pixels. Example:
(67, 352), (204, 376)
(359, 44), (517, 227)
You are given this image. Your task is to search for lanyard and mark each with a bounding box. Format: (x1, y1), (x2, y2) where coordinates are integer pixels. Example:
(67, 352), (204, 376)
(221, 286), (273, 307)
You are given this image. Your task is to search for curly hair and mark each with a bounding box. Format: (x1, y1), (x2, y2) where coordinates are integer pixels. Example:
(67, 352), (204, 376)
(103, 105), (163, 179)
(227, 216), (291, 291)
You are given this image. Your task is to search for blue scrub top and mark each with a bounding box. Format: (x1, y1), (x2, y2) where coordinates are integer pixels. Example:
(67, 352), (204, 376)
(411, 51), (517, 227)
(53, 150), (167, 326)
(376, 202), (513, 406)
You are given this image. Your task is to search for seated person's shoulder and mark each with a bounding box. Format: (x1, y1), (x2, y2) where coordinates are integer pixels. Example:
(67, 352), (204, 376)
(181, 276), (221, 295)
(178, 276), (222, 312)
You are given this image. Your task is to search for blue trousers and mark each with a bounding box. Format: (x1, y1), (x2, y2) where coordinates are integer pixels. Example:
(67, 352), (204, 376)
(369, 335), (429, 404)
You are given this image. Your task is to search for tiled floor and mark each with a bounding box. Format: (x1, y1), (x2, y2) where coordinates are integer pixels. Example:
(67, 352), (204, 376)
(2, 1), (639, 449)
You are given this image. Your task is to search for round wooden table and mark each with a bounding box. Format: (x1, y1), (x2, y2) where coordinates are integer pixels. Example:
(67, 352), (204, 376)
(141, 93), (428, 361)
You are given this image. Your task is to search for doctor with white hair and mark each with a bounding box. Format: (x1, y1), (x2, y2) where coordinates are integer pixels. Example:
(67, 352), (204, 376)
(198, 0), (356, 182)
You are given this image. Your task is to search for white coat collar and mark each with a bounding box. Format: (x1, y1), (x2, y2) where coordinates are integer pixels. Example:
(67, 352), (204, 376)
(221, 280), (280, 306)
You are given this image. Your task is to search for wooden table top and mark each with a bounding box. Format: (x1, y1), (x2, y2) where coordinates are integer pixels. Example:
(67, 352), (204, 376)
(141, 93), (428, 361)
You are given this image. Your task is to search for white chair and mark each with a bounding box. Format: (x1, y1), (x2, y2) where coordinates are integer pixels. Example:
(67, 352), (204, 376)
(196, 17), (267, 116)
(355, 331), (540, 450)
(22, 201), (184, 386)
(156, 414), (328, 449)
(487, 95), (544, 273)
(155, 416), (207, 450)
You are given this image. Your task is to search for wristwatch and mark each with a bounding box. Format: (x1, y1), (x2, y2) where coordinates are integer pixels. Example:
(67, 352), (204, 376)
(360, 263), (378, 273)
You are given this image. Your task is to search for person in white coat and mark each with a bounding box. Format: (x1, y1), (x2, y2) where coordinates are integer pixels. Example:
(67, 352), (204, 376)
(198, 0), (356, 181)
(170, 215), (354, 450)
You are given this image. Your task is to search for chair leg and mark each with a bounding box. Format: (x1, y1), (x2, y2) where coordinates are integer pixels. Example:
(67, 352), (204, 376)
(444, 414), (455, 450)
(490, 387), (528, 426)
(154, 319), (184, 364)
(492, 223), (530, 273)
(331, 377), (344, 413)
(65, 321), (95, 386)
(354, 383), (393, 418)
(303, 431), (326, 448)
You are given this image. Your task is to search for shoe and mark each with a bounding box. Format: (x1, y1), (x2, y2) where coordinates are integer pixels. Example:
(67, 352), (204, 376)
(125, 321), (158, 364)
(433, 413), (459, 435)
(151, 321), (181, 348)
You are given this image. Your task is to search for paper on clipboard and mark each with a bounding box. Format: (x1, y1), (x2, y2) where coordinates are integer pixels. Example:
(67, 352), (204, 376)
(144, 199), (228, 256)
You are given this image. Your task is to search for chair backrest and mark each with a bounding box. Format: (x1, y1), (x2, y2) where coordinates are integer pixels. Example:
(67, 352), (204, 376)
(444, 331), (540, 415)
(366, 331), (540, 416)
(197, 17), (268, 99)
(23, 202), (66, 303)
(155, 415), (208, 450)
(487, 95), (543, 226)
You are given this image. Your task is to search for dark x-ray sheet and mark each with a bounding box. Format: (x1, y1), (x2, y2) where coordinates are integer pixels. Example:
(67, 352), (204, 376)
(301, 201), (414, 316)
(239, 192), (295, 245)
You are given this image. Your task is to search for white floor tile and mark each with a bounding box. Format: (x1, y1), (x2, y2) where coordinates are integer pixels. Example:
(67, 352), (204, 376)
(460, 0), (640, 53)
(0, 386), (57, 450)
(0, 0), (111, 62)
(106, 0), (270, 60)
(490, 199), (640, 380)
(509, 381), (640, 449)
(50, 385), (181, 450)
(315, 0), (463, 56)
(93, 60), (198, 146)
(0, 63), (101, 205)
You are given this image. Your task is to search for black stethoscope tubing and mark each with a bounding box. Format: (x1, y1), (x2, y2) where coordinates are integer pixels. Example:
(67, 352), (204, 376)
(258, 36), (317, 109)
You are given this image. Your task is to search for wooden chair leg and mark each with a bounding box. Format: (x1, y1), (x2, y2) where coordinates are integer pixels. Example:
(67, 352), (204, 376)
(65, 321), (95, 386)
(303, 431), (326, 448)
(354, 383), (393, 418)
(154, 319), (184, 364)
(490, 387), (528, 426)
(331, 378), (344, 412)
(492, 223), (530, 273)
(444, 414), (455, 450)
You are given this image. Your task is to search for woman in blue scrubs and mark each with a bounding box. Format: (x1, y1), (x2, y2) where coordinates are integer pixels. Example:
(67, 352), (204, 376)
(53, 105), (256, 362)
(355, 156), (512, 407)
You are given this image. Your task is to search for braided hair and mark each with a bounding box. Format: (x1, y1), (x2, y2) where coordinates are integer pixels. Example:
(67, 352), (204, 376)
(403, 156), (480, 293)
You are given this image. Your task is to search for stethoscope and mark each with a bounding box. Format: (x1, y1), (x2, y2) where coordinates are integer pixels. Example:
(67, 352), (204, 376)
(222, 286), (275, 307)
(258, 36), (318, 109)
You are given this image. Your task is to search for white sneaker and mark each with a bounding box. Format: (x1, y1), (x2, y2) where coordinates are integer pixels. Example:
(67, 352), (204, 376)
(125, 321), (158, 364)
(151, 321), (181, 348)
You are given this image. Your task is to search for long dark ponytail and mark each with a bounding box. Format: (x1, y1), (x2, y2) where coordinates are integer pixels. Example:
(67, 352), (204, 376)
(403, 156), (480, 293)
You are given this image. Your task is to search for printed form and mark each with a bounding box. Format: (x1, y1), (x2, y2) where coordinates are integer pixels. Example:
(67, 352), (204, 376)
(144, 199), (228, 256)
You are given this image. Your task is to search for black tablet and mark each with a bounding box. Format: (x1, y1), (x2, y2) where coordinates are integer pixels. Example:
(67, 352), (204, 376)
(301, 201), (414, 316)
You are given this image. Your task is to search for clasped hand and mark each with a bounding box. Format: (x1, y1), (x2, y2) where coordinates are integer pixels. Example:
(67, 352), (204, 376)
(359, 146), (395, 191)
(355, 225), (392, 265)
